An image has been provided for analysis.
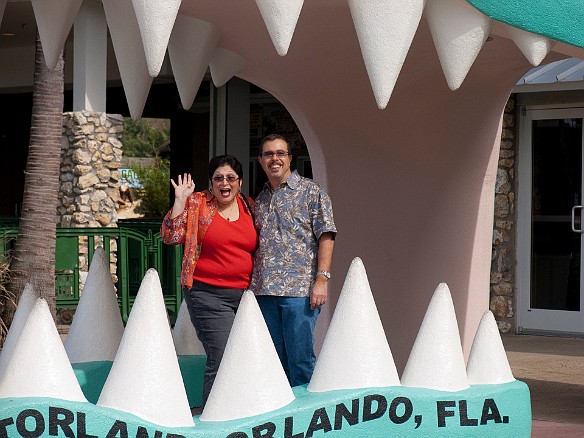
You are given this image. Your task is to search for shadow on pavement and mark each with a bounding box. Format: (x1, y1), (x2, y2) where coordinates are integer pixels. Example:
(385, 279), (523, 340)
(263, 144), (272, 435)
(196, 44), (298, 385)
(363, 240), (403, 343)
(502, 334), (584, 436)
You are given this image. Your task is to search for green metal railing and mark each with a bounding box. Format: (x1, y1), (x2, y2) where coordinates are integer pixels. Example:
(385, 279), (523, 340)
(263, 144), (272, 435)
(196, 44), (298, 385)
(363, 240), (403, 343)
(0, 224), (183, 323)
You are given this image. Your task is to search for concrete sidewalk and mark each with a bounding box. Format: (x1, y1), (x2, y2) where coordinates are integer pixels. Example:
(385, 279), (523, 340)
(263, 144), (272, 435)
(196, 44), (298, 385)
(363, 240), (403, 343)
(502, 334), (584, 437)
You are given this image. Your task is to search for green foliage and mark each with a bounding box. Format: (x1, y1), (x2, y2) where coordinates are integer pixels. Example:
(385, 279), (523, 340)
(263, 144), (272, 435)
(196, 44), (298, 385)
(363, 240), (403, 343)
(123, 118), (170, 157)
(123, 117), (171, 218)
(130, 158), (170, 219)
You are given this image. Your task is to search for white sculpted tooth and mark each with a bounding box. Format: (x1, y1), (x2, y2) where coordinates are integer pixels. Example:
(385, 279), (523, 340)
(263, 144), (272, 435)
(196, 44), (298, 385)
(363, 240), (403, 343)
(200, 291), (294, 422)
(308, 257), (400, 392)
(467, 311), (515, 385)
(102, 0), (153, 119)
(209, 48), (247, 88)
(255, 0), (304, 56)
(506, 25), (555, 67)
(31, 0), (83, 69)
(348, 0), (426, 110)
(131, 0), (181, 77)
(401, 283), (470, 391)
(426, 0), (493, 91)
(168, 16), (220, 110)
(97, 269), (194, 428)
(64, 247), (124, 363)
(0, 284), (38, 378)
(0, 298), (87, 402)
(172, 299), (205, 356)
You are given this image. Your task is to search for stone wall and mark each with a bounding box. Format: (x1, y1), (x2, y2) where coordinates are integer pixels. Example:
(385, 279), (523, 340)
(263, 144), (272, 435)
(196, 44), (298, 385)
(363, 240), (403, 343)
(58, 111), (124, 290)
(59, 111), (124, 227)
(491, 96), (517, 333)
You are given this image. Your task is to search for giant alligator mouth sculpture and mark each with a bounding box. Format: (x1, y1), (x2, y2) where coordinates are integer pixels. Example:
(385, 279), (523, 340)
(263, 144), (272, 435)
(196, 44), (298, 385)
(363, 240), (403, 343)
(18, 1), (584, 358)
(0, 247), (529, 437)
(4, 0), (583, 436)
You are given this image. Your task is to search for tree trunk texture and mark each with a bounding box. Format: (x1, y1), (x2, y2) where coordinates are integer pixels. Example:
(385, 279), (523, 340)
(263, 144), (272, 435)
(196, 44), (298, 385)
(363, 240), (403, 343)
(3, 33), (64, 331)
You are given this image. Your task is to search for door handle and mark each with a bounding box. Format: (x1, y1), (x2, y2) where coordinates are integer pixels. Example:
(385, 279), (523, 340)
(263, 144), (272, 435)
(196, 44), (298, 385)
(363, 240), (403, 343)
(571, 205), (583, 233)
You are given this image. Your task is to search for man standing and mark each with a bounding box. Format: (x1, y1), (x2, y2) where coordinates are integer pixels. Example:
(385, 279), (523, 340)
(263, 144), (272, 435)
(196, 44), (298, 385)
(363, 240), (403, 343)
(251, 133), (337, 387)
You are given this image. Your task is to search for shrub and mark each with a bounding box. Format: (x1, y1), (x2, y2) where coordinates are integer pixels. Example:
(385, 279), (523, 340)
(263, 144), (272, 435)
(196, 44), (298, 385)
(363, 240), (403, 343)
(129, 157), (171, 218)
(123, 118), (169, 157)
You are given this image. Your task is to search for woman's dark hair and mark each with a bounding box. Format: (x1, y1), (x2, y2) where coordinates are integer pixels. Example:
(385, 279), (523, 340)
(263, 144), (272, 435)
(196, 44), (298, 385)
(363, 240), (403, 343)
(208, 155), (244, 180)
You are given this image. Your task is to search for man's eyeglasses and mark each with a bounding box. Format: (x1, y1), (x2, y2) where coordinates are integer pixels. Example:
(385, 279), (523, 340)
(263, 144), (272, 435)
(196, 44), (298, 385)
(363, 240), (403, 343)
(212, 175), (239, 183)
(260, 151), (290, 159)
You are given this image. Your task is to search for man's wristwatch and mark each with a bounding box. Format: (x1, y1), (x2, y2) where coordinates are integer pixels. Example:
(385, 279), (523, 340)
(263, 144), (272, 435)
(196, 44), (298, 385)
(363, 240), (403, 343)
(316, 270), (331, 280)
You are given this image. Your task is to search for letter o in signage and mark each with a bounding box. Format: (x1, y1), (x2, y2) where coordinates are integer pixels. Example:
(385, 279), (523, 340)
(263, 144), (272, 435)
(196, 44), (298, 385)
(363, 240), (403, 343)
(16, 409), (45, 437)
(388, 397), (413, 424)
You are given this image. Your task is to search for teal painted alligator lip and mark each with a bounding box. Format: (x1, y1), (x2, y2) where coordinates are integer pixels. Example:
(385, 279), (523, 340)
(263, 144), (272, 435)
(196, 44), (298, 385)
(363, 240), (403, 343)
(0, 381), (531, 437)
(467, 0), (584, 49)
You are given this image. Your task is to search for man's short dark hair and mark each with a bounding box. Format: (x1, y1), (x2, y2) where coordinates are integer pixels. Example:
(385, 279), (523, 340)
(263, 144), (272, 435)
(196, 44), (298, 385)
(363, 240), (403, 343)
(260, 133), (290, 153)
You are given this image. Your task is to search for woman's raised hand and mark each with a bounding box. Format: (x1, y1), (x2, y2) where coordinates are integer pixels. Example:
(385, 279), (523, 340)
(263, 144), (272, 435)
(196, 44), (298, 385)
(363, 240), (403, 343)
(171, 173), (195, 200)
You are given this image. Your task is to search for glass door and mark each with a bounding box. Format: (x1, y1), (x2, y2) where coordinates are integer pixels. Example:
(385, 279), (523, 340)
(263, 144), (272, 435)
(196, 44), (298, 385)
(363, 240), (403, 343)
(518, 108), (584, 334)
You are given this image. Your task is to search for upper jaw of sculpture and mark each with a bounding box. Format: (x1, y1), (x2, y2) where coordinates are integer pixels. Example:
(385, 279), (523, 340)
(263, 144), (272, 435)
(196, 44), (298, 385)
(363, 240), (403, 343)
(114, 0), (584, 116)
(29, 0), (584, 118)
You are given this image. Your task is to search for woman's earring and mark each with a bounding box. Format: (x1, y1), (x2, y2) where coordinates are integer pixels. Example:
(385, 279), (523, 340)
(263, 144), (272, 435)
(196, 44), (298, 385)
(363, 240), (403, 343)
(208, 186), (212, 192)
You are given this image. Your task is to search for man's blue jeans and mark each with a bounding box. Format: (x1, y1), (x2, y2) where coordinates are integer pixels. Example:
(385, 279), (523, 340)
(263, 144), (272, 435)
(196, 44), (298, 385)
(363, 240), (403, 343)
(256, 295), (320, 387)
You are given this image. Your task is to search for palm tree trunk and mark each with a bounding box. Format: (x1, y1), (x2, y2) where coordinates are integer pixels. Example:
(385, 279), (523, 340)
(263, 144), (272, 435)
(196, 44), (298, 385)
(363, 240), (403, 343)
(3, 32), (65, 329)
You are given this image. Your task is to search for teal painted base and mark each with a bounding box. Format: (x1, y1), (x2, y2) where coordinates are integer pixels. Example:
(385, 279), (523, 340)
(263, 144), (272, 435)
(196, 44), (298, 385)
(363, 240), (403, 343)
(178, 355), (207, 408)
(468, 0), (584, 49)
(73, 361), (113, 404)
(0, 381), (531, 437)
(73, 355), (206, 407)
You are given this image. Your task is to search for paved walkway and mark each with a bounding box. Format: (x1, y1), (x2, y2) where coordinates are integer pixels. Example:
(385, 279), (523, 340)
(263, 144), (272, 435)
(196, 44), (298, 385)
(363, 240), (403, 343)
(502, 334), (584, 437)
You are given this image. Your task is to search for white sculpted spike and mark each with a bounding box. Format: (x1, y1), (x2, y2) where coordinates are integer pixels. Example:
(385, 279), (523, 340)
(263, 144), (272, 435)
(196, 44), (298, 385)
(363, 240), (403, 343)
(131, 0), (182, 77)
(168, 16), (220, 110)
(467, 311), (515, 384)
(401, 283), (470, 391)
(0, 283), (38, 379)
(426, 0), (493, 91)
(102, 0), (153, 119)
(308, 257), (400, 392)
(31, 0), (83, 69)
(0, 299), (87, 402)
(209, 48), (247, 88)
(172, 299), (205, 356)
(348, 0), (426, 110)
(200, 291), (294, 422)
(97, 269), (194, 428)
(64, 247), (124, 363)
(255, 0), (304, 56)
(506, 25), (555, 67)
